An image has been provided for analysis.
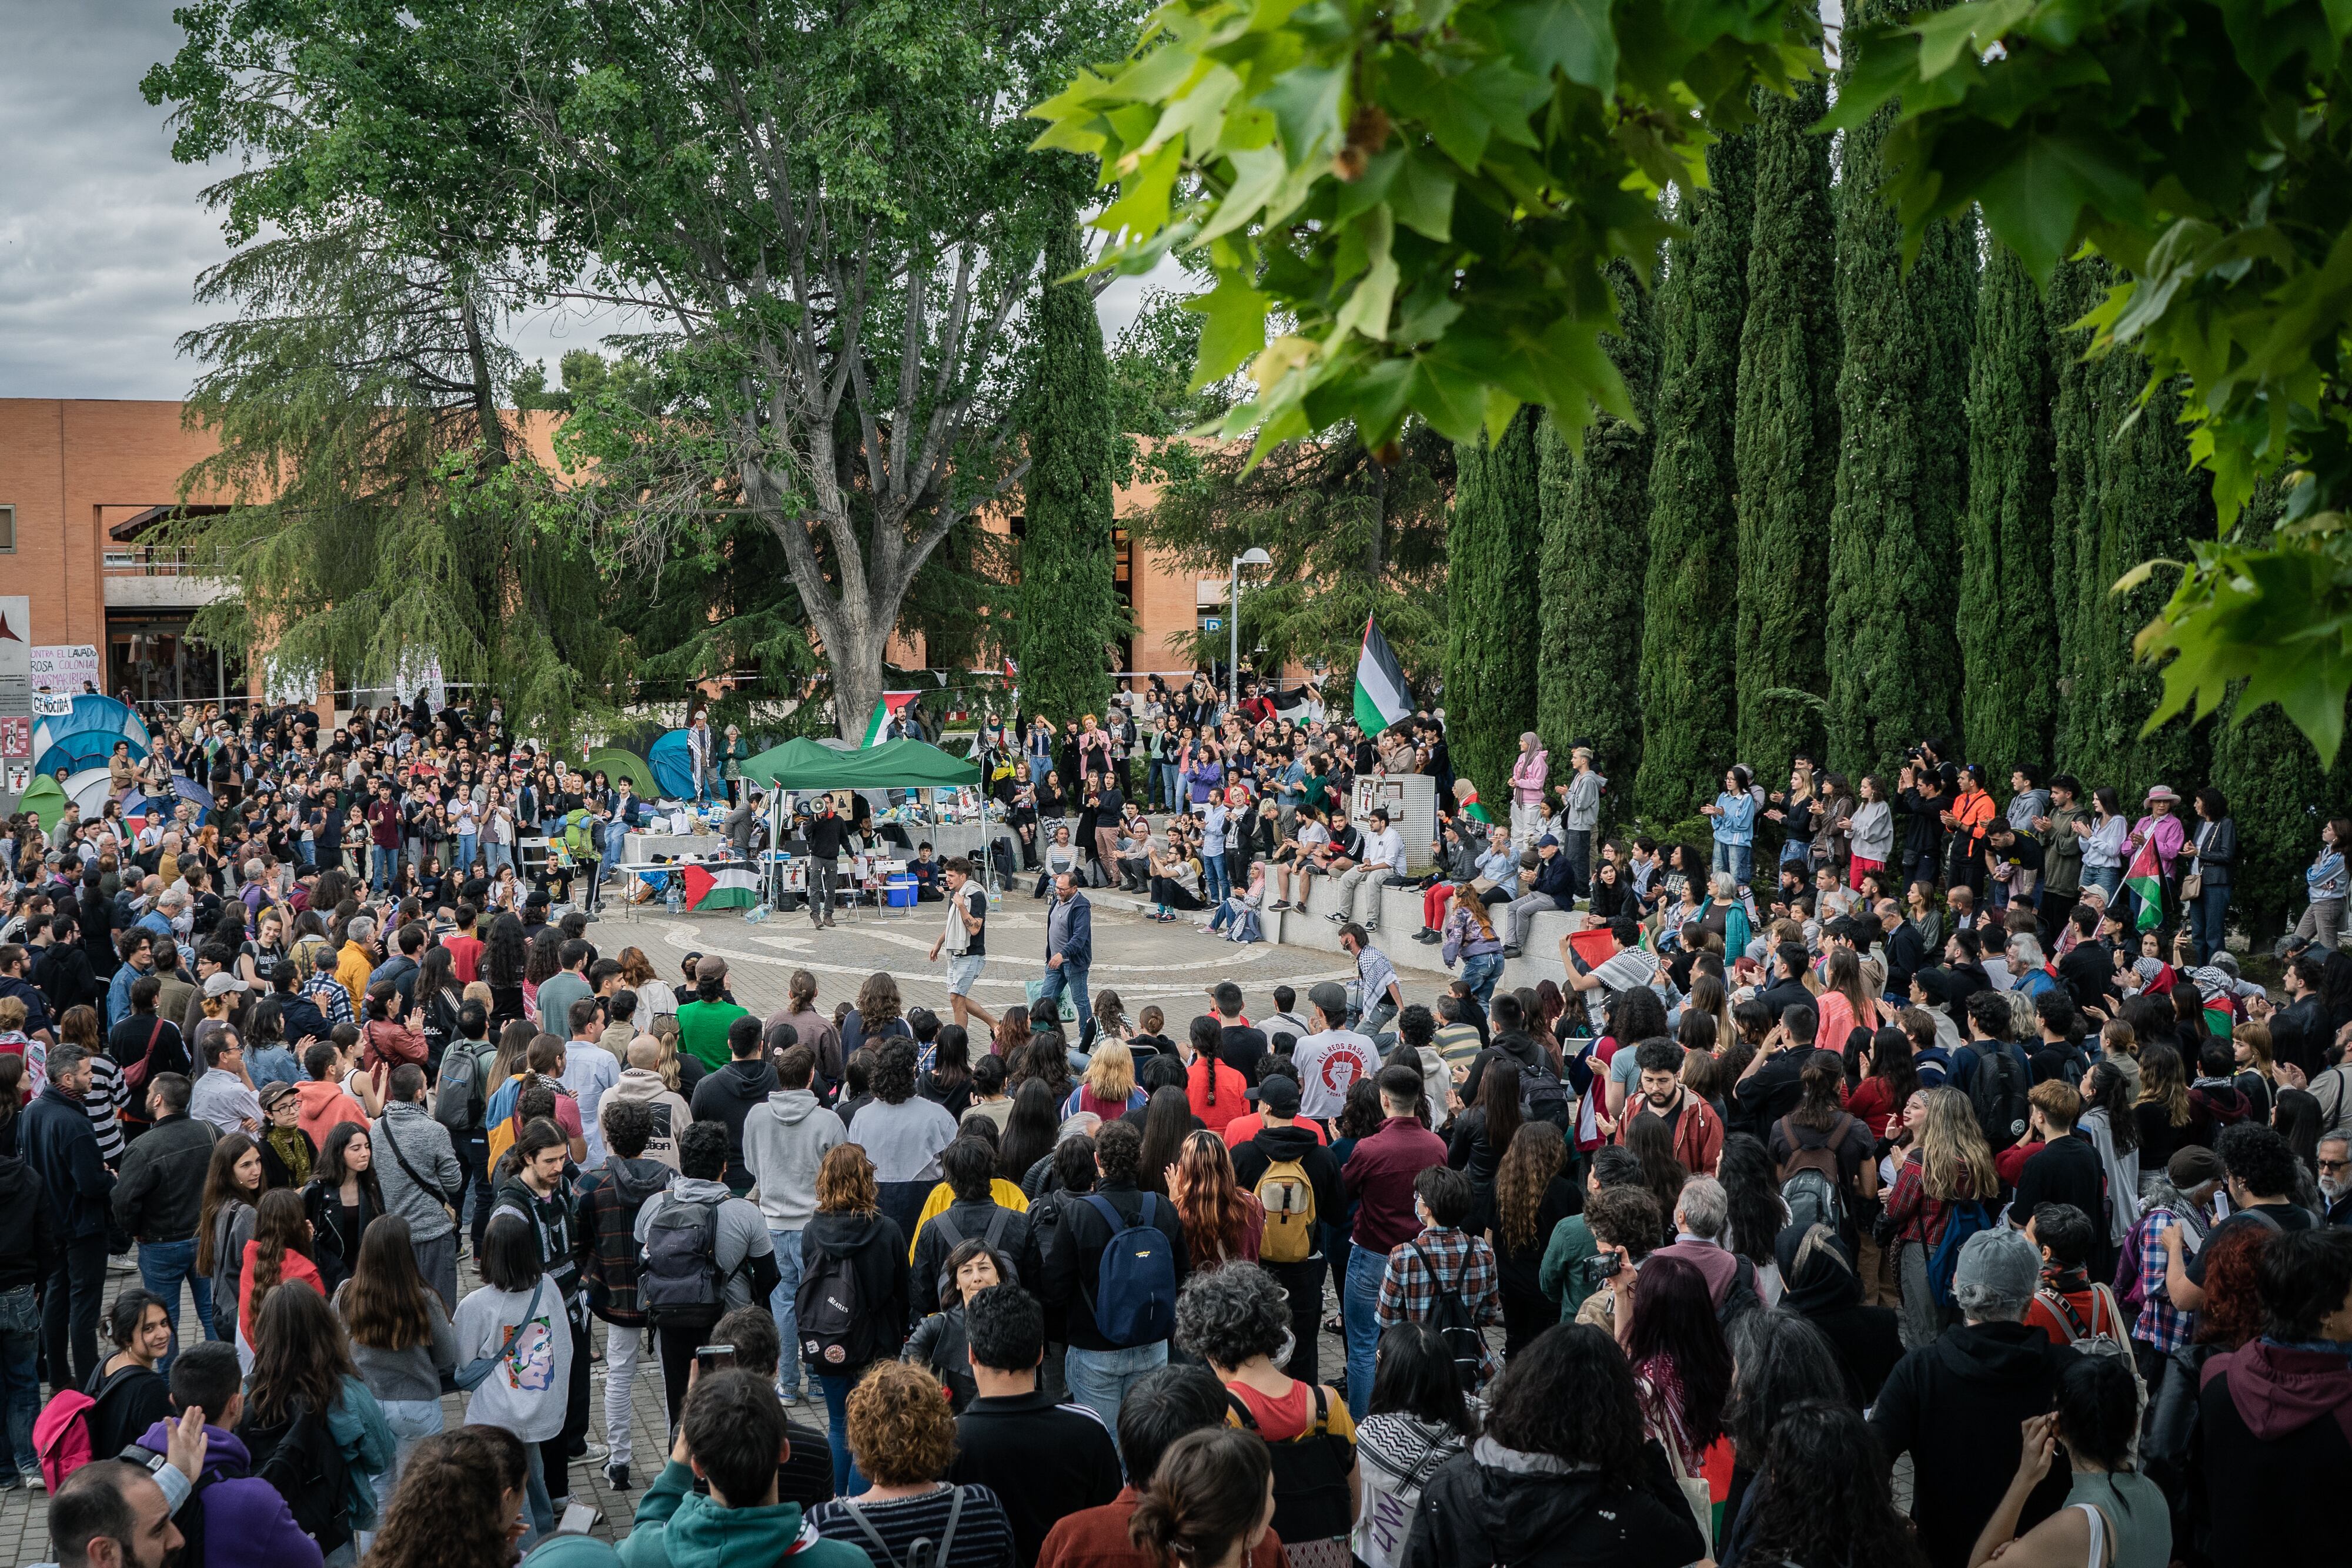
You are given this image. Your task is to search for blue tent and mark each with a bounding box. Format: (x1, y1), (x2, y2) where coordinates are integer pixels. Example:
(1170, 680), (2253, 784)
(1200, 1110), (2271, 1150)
(646, 728), (699, 800)
(35, 733), (141, 780)
(32, 696), (151, 760)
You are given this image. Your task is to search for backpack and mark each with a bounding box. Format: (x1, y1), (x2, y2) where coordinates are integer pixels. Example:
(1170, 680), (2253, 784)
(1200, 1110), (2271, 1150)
(1406, 1240), (1484, 1392)
(838, 1484), (965, 1568)
(1518, 1058), (1571, 1131)
(1775, 1112), (1856, 1238)
(1255, 1156), (1318, 1264)
(32, 1389), (96, 1491)
(798, 1243), (880, 1374)
(1083, 1192), (1179, 1348)
(926, 1206), (1012, 1298)
(2039, 1279), (2150, 1440)
(637, 1195), (732, 1329)
(1966, 1040), (2032, 1150)
(436, 1038), (497, 1136)
(1926, 1199), (1997, 1309)
(1225, 1385), (1357, 1543)
(242, 1401), (353, 1550)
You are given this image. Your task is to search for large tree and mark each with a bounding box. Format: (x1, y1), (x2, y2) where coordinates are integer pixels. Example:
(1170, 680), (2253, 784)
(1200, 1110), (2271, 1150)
(1538, 259), (1659, 797)
(1824, 0), (1977, 778)
(1959, 245), (2057, 773)
(1446, 409), (1544, 804)
(1014, 214), (1125, 727)
(1635, 141), (1753, 825)
(1733, 76), (1840, 784)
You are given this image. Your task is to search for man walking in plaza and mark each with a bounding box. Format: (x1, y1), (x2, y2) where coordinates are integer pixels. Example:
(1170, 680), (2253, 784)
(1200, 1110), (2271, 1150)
(928, 856), (997, 1033)
(1040, 869), (1094, 1048)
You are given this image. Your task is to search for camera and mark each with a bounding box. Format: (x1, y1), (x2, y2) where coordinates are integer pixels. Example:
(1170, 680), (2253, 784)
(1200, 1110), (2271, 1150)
(1579, 1251), (1628, 1292)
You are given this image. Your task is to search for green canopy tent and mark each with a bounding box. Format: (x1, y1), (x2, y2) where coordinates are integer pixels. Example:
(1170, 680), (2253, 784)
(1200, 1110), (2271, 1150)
(744, 738), (980, 791)
(584, 746), (657, 797)
(18, 774), (68, 832)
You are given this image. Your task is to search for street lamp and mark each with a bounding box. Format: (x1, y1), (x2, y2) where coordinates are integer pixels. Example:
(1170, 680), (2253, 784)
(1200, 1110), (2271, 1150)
(1229, 547), (1271, 709)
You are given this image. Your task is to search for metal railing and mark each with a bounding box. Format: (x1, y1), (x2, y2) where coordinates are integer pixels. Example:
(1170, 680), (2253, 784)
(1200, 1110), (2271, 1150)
(102, 546), (218, 576)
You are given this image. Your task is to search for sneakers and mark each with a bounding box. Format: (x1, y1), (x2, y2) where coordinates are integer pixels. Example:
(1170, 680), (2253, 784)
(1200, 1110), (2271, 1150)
(22, 1465), (45, 1490)
(1414, 929), (1441, 943)
(602, 1460), (632, 1491)
(1327, 911), (1345, 923)
(1504, 944), (1522, 958)
(1269, 900), (1289, 911)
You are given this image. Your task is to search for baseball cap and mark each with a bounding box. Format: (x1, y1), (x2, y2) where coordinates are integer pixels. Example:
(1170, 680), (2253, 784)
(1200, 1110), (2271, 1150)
(202, 972), (249, 998)
(1536, 834), (1560, 848)
(1308, 981), (1349, 1019)
(1952, 1227), (2040, 1312)
(1250, 1074), (1301, 1114)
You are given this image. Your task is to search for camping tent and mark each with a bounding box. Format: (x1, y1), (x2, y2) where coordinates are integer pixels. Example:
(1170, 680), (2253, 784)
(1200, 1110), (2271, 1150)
(585, 746), (657, 797)
(32, 696), (151, 760)
(18, 774), (68, 831)
(645, 729), (700, 800)
(746, 737), (980, 791)
(34, 734), (140, 780)
(63, 768), (116, 818)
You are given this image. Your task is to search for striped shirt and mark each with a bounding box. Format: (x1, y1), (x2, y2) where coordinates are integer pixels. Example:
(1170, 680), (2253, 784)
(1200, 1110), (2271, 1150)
(84, 1051), (126, 1162)
(811, 1481), (1018, 1568)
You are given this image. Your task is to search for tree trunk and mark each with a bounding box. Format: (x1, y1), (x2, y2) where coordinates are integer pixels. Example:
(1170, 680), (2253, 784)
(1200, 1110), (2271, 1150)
(460, 291), (509, 472)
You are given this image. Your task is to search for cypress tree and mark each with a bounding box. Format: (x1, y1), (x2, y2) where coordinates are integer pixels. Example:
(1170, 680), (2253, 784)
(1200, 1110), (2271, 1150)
(1825, 0), (1977, 780)
(2097, 368), (2214, 800)
(1635, 135), (1754, 825)
(1733, 77), (1839, 784)
(2048, 254), (2106, 778)
(1539, 258), (1661, 798)
(1015, 215), (1122, 728)
(1446, 407), (1544, 805)
(1958, 243), (2057, 773)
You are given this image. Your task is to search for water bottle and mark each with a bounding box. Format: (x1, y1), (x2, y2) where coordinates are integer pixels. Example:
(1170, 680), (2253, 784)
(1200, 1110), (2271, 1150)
(664, 874), (684, 914)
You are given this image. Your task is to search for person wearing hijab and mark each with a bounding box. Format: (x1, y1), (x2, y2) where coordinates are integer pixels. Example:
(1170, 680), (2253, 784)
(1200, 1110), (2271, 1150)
(1776, 1223), (1905, 1407)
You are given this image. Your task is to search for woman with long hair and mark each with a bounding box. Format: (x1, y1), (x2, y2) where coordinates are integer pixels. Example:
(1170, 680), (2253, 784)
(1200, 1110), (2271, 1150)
(1446, 1057), (1522, 1198)
(1621, 1251), (1734, 1482)
(360, 1427), (530, 1568)
(1482, 1120), (1575, 1358)
(1137, 1085), (1194, 1198)
(1730, 1399), (1928, 1568)
(481, 912), (528, 1029)
(2076, 1058), (2143, 1281)
(1092, 990), (1131, 1044)
(2133, 1041), (2196, 1170)
(520, 930), (562, 1017)
(997, 1076), (1060, 1182)
(340, 1215), (456, 1524)
(245, 1275), (395, 1547)
(800, 1143), (912, 1495)
(1966, 1354), (2169, 1568)
(1719, 1307), (1850, 1530)
(199, 1132), (264, 1348)
(1441, 882), (1504, 1009)
(617, 946), (677, 1020)
(303, 1119), (385, 1294)
(1065, 1039), (1145, 1121)
(1405, 1322), (1706, 1567)
(1352, 1323), (1476, 1568)
(1175, 1264), (1357, 1568)
(1847, 1025), (1919, 1139)
(921, 1023), (978, 1119)
(1815, 947), (1883, 1053)
(413, 944), (463, 1074)
(240, 1185), (323, 1369)
(991, 1005), (1031, 1060)
(840, 969), (911, 1058)
(1623, 1114), (1689, 1249)
(1168, 1130), (1264, 1268)
(1884, 1085), (1997, 1346)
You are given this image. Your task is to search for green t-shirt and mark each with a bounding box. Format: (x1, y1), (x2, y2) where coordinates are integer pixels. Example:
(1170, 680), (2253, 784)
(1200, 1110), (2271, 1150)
(676, 997), (749, 1070)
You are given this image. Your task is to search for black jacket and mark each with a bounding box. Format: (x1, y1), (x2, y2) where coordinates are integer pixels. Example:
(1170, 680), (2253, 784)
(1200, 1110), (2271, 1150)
(948, 1389), (1123, 1567)
(689, 1058), (779, 1189)
(1040, 1178), (1190, 1350)
(112, 1113), (218, 1242)
(1733, 1048), (1808, 1142)
(910, 1198), (1038, 1317)
(1402, 1436), (1706, 1568)
(1870, 1320), (2077, 1568)
(35, 942), (101, 1018)
(2057, 941), (2120, 1017)
(2010, 1131), (2105, 1234)
(0, 1151), (56, 1291)
(801, 1210), (910, 1366)
(21, 1082), (114, 1240)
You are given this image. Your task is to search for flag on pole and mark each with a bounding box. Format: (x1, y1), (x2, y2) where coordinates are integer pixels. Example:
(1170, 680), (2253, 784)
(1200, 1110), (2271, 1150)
(2124, 835), (2165, 931)
(680, 863), (761, 911)
(1002, 655), (1019, 683)
(861, 692), (920, 747)
(1352, 615), (1412, 737)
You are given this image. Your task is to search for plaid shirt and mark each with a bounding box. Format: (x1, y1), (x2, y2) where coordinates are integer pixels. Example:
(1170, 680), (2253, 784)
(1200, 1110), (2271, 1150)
(1376, 1224), (1501, 1386)
(2133, 1208), (2196, 1353)
(302, 970), (355, 1025)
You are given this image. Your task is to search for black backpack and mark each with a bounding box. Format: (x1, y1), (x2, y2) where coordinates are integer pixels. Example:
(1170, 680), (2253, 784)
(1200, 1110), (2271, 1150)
(240, 1400), (352, 1550)
(798, 1241), (880, 1375)
(1407, 1240), (1484, 1392)
(1224, 1385), (1356, 1543)
(638, 1195), (734, 1329)
(1518, 1058), (1571, 1131)
(1966, 1039), (2032, 1150)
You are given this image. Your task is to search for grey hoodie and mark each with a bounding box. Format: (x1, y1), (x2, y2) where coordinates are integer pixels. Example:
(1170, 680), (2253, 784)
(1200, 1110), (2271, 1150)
(632, 1174), (775, 1310)
(601, 1066), (693, 1171)
(741, 1088), (848, 1229)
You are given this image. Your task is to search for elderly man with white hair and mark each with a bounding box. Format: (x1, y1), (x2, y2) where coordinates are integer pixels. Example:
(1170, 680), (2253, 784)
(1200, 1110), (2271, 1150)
(1640, 1175), (1763, 1319)
(1868, 1227), (2080, 1568)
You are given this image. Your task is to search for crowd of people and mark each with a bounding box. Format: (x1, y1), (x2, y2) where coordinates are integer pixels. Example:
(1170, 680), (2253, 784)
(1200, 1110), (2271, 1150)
(6, 687), (2352, 1568)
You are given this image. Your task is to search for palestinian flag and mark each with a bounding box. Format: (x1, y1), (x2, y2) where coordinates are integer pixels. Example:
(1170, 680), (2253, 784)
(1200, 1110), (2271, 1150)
(861, 692), (919, 747)
(1352, 615), (1412, 737)
(681, 863), (760, 911)
(2124, 835), (2166, 932)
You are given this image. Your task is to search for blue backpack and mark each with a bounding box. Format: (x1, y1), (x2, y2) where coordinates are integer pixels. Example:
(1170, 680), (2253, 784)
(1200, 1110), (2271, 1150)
(1084, 1193), (1178, 1347)
(1926, 1198), (1996, 1309)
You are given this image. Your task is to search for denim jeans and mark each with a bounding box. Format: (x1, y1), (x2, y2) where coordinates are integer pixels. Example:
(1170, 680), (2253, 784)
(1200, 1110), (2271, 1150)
(1344, 1242), (1388, 1422)
(456, 832), (478, 874)
(1037, 962), (1093, 1046)
(766, 1228), (806, 1393)
(372, 845), (397, 892)
(0, 1285), (39, 1476)
(456, 1132), (493, 1253)
(1158, 763), (1182, 812)
(517, 1435), (555, 1547)
(1458, 951), (1504, 1009)
(137, 1237), (213, 1372)
(486, 842), (514, 875)
(1064, 1340), (1169, 1440)
(1201, 853), (1230, 906)
(2190, 885), (2232, 965)
(816, 1372), (870, 1496)
(2083, 864), (2121, 900)
(368, 1398), (444, 1545)
(1712, 840), (1753, 888)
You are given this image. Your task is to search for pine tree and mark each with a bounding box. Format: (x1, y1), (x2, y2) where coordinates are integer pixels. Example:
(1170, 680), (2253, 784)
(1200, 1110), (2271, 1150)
(1958, 243), (2057, 773)
(1825, 0), (1977, 779)
(1446, 407), (1544, 804)
(1733, 78), (1839, 784)
(1015, 215), (1124, 729)
(1635, 136), (1754, 825)
(1539, 258), (1661, 799)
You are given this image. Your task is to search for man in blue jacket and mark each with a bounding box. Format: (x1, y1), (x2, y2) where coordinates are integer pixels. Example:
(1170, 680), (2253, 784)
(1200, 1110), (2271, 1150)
(1040, 870), (1095, 1049)
(23, 1041), (116, 1395)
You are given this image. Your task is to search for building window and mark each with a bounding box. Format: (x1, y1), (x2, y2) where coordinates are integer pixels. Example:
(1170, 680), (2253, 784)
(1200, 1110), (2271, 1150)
(0, 506), (14, 552)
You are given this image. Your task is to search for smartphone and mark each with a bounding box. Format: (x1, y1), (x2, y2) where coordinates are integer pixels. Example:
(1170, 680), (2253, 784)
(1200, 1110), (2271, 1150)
(694, 1344), (736, 1373)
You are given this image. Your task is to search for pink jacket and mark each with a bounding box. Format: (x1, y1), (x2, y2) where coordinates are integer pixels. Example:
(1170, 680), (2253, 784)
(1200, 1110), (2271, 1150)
(1511, 748), (1549, 805)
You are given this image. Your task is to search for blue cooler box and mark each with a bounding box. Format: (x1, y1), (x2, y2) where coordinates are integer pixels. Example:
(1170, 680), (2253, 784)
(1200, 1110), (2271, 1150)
(885, 873), (918, 908)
